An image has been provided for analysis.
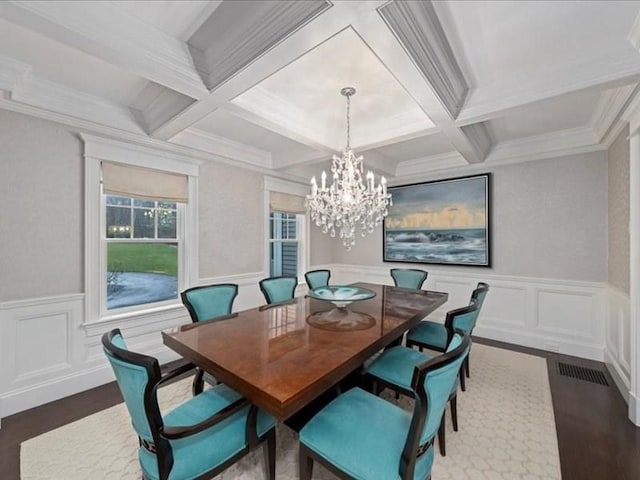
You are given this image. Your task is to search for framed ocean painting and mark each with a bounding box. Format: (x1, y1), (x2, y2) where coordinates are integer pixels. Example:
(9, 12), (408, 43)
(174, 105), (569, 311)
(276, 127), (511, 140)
(383, 173), (491, 267)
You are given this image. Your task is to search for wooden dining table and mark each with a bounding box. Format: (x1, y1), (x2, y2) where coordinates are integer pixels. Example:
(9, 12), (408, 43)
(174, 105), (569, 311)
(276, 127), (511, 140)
(162, 282), (448, 421)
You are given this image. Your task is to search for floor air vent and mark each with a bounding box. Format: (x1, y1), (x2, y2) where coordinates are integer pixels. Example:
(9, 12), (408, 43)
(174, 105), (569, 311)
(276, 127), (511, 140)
(557, 362), (609, 386)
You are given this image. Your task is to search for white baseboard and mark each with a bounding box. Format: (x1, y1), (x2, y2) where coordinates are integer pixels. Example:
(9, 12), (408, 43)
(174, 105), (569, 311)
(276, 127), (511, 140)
(604, 348), (630, 405)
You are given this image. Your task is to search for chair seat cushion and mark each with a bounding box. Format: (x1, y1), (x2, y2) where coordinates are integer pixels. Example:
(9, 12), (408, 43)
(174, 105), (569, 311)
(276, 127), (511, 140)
(365, 346), (433, 391)
(300, 387), (434, 480)
(407, 320), (448, 350)
(139, 383), (275, 480)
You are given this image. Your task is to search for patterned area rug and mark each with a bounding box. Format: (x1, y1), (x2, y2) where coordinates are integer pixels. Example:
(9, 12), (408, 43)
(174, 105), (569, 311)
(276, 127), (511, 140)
(20, 344), (561, 479)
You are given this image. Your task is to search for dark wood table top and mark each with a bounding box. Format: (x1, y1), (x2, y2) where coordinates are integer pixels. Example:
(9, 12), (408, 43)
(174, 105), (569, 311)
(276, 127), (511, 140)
(162, 282), (447, 420)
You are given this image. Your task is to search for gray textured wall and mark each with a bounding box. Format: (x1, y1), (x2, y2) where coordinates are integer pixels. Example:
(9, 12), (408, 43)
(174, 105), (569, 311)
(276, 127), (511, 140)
(198, 161), (264, 277)
(0, 109), (269, 301)
(607, 126), (630, 294)
(0, 110), (84, 301)
(328, 152), (608, 282)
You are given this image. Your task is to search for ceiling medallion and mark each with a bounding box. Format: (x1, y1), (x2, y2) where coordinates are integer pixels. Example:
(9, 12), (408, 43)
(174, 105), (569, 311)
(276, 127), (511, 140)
(307, 87), (392, 250)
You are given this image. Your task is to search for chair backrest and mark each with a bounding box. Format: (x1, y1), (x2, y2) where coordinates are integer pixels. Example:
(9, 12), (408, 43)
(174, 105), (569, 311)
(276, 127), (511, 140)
(181, 283), (238, 323)
(102, 329), (172, 473)
(305, 269), (331, 290)
(401, 329), (471, 478)
(443, 300), (480, 341)
(259, 276), (298, 304)
(390, 268), (428, 289)
(471, 282), (490, 310)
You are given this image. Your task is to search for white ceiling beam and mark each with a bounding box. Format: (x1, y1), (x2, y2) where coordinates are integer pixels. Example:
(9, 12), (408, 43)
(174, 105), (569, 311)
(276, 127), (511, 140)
(352, 5), (489, 164)
(0, 1), (208, 100)
(456, 54), (640, 126)
(151, 1), (388, 141)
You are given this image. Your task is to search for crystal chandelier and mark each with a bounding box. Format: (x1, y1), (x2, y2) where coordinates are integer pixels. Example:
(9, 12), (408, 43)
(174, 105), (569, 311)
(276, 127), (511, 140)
(307, 87), (392, 250)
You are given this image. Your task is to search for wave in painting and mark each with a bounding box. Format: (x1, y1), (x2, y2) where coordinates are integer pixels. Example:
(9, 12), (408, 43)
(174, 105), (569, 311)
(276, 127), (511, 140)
(385, 228), (487, 264)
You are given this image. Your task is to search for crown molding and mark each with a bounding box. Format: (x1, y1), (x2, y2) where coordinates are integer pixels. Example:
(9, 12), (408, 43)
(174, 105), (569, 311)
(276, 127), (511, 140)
(394, 151), (466, 178)
(170, 127), (272, 169)
(457, 51), (640, 126)
(486, 127), (603, 165)
(394, 126), (605, 180)
(0, 0), (207, 99)
(198, 0), (332, 90)
(377, 0), (468, 119)
(0, 92), (310, 184)
(591, 84), (638, 146)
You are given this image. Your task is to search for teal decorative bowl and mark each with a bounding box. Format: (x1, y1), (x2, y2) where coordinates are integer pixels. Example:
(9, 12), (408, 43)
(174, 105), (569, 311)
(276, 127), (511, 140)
(308, 285), (376, 308)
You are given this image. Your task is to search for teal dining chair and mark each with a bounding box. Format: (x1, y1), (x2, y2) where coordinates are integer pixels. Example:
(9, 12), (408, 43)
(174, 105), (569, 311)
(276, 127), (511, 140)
(363, 301), (478, 456)
(102, 328), (276, 480)
(299, 330), (471, 479)
(304, 269), (331, 290)
(390, 268), (428, 289)
(407, 282), (489, 389)
(259, 275), (298, 304)
(181, 283), (239, 394)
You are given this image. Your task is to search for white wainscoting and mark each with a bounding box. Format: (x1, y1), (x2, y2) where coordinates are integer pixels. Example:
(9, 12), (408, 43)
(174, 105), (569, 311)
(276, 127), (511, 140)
(322, 263), (606, 361)
(0, 272), (267, 424)
(0, 267), (607, 424)
(604, 285), (631, 403)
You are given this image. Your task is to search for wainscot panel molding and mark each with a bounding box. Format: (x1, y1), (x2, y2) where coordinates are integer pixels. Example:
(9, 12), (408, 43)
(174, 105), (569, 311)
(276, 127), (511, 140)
(324, 263), (606, 361)
(0, 293), (186, 422)
(0, 273), (290, 424)
(605, 285), (631, 403)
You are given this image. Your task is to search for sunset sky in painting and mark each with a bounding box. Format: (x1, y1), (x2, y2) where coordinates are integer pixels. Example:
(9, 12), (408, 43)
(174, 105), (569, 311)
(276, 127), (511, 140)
(385, 176), (488, 230)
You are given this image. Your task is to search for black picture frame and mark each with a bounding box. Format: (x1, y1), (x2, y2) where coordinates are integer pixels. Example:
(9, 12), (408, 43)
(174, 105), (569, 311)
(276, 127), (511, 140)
(383, 173), (491, 267)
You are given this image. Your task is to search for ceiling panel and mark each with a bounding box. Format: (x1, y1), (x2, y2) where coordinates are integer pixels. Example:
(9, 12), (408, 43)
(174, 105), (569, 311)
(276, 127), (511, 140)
(0, 18), (147, 105)
(487, 89), (604, 143)
(232, 27), (434, 151)
(365, 132), (454, 161)
(192, 108), (319, 157)
(436, 0), (640, 88)
(117, 1), (216, 40)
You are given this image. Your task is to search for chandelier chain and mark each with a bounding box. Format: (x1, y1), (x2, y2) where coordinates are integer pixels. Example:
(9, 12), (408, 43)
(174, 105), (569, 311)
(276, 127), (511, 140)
(346, 94), (351, 149)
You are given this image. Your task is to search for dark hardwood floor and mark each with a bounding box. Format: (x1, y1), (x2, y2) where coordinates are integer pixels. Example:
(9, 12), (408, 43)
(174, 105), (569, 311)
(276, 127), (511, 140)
(1, 338), (639, 479)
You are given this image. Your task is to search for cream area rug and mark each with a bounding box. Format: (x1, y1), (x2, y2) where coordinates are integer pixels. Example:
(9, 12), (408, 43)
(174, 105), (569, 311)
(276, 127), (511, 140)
(21, 344), (561, 479)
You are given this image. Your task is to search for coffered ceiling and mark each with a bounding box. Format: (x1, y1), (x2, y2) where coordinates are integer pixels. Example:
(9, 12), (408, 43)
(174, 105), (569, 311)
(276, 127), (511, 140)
(1, 0), (639, 183)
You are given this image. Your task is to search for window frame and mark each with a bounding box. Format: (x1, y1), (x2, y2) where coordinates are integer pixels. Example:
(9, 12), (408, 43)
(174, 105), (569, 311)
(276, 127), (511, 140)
(263, 177), (309, 284)
(268, 211), (304, 278)
(83, 134), (199, 326)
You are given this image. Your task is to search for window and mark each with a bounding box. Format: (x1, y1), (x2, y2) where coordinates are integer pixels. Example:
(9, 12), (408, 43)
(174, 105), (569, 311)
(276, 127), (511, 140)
(264, 181), (308, 282)
(83, 134), (199, 324)
(269, 212), (303, 277)
(105, 195), (180, 310)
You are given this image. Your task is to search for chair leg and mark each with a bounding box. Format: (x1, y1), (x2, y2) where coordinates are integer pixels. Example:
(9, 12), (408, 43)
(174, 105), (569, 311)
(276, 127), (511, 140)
(438, 414), (446, 456)
(299, 445), (314, 480)
(459, 368), (466, 392)
(450, 396), (458, 432)
(465, 356), (470, 378)
(191, 368), (205, 396)
(263, 428), (276, 480)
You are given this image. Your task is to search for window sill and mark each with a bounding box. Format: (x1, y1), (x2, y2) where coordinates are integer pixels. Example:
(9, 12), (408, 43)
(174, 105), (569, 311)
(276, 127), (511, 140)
(82, 302), (186, 337)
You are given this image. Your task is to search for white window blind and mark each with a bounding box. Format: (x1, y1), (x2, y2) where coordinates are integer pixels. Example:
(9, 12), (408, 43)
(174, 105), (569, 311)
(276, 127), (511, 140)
(269, 191), (305, 214)
(102, 161), (188, 203)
